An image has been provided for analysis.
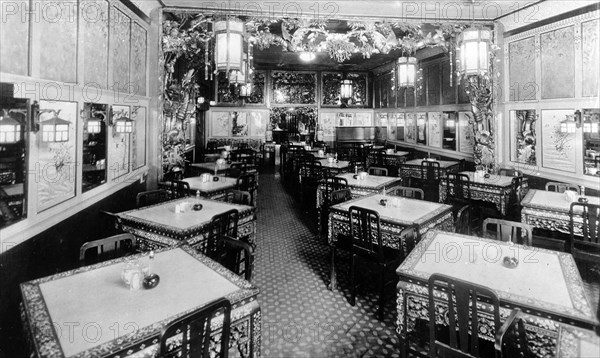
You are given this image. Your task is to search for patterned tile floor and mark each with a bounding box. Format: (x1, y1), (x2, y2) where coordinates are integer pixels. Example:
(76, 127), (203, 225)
(255, 168), (404, 358)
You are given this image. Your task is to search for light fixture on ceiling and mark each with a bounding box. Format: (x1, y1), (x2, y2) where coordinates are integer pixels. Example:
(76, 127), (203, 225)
(457, 27), (492, 76)
(0, 109), (23, 144)
(214, 17), (245, 75)
(397, 56), (417, 87)
(299, 51), (316, 62)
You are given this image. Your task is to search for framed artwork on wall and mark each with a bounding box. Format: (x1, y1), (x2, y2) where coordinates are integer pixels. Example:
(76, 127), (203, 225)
(458, 112), (474, 154)
(388, 113), (397, 139)
(249, 111), (268, 137)
(109, 105), (131, 180)
(231, 112), (248, 137)
(416, 112), (427, 145)
(427, 112), (441, 148)
(405, 112), (416, 143)
(211, 112), (230, 137)
(396, 112), (405, 141)
(541, 109), (576, 173)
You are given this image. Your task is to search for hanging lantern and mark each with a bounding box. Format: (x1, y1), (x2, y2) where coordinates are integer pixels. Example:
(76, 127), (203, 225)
(340, 79), (353, 99)
(397, 57), (417, 87)
(41, 112), (70, 142)
(457, 27), (492, 76)
(0, 111), (22, 143)
(115, 116), (134, 133)
(214, 18), (245, 74)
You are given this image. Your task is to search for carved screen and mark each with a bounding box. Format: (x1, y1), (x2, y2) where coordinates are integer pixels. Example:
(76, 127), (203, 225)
(271, 72), (316, 104)
(510, 110), (537, 166)
(541, 26), (575, 99)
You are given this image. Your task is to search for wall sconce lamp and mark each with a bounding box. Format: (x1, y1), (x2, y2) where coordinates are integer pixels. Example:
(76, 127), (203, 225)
(0, 109), (24, 144)
(582, 111), (599, 134)
(559, 110), (581, 134)
(31, 102), (71, 142)
(239, 83), (252, 98)
(81, 108), (105, 134)
(110, 107), (133, 134)
(340, 79), (353, 100)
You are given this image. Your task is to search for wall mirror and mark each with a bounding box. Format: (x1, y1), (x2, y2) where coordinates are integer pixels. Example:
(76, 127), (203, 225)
(0, 97), (28, 229)
(442, 112), (457, 150)
(81, 103), (107, 192)
(583, 108), (600, 177)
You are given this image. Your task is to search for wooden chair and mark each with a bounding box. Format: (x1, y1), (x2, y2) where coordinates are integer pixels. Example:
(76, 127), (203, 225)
(428, 273), (521, 358)
(455, 205), (471, 235)
(79, 233), (136, 266)
(330, 188), (352, 206)
(482, 218), (533, 246)
(349, 206), (417, 320)
(568, 202), (600, 264)
(420, 160), (442, 201)
(368, 166), (388, 176)
(99, 210), (123, 234)
(136, 189), (170, 208)
(158, 298), (231, 358)
(392, 186), (424, 200)
(545, 181), (580, 194)
(445, 173), (472, 222)
(224, 190), (251, 206)
(236, 173), (257, 206)
(170, 180), (190, 198)
(206, 210), (254, 281)
(299, 160), (323, 208)
(322, 177), (348, 208)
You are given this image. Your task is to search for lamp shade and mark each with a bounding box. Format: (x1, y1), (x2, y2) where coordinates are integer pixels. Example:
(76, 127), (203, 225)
(583, 117), (599, 133)
(0, 112), (22, 143)
(340, 79), (353, 99)
(41, 115), (70, 142)
(239, 83), (252, 97)
(457, 27), (492, 76)
(214, 18), (245, 74)
(397, 57), (417, 87)
(86, 118), (102, 134)
(559, 115), (577, 134)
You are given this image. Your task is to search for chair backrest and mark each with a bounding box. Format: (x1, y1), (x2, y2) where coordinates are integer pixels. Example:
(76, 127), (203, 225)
(454, 205), (471, 235)
(323, 177), (348, 206)
(235, 173), (257, 200)
(79, 233), (136, 265)
(170, 180), (190, 198)
(393, 186), (424, 200)
(224, 190), (251, 206)
(158, 298), (231, 358)
(497, 168), (523, 177)
(136, 189), (170, 208)
(428, 273), (501, 358)
(482, 218), (533, 246)
(372, 149), (387, 166)
(330, 189), (352, 205)
(545, 181), (580, 194)
(445, 173), (471, 202)
(368, 166), (388, 176)
(568, 202), (600, 263)
(420, 160), (441, 181)
(349, 206), (383, 261)
(510, 176), (525, 204)
(208, 209), (239, 244)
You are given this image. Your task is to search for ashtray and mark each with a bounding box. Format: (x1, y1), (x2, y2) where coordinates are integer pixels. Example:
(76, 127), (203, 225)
(226, 160), (232, 164)
(143, 273), (160, 289)
(353, 174), (359, 179)
(379, 199), (388, 206)
(484, 173), (490, 179)
(213, 176), (220, 181)
(502, 256), (519, 269)
(578, 197), (589, 203)
(193, 204), (203, 211)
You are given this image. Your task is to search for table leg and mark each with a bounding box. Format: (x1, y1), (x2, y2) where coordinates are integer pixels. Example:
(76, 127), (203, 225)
(328, 245), (337, 291)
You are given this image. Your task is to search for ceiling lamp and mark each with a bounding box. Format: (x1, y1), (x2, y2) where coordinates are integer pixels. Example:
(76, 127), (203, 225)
(41, 111), (70, 142)
(457, 27), (492, 76)
(397, 57), (417, 87)
(214, 18), (245, 75)
(0, 110), (22, 144)
(340, 79), (353, 100)
(299, 51), (316, 62)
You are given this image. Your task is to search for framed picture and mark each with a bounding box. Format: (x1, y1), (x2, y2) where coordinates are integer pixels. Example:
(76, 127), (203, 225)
(211, 111), (230, 137)
(541, 109), (576, 172)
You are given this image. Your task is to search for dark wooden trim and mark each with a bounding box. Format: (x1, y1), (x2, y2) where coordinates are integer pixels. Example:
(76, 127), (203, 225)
(120, 0), (152, 24)
(504, 3), (600, 38)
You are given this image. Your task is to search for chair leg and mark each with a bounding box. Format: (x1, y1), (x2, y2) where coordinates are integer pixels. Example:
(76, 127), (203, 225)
(350, 254), (356, 306)
(378, 265), (385, 320)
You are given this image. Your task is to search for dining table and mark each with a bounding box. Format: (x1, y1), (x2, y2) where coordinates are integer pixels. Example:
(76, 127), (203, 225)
(556, 323), (600, 357)
(521, 189), (600, 235)
(328, 193), (454, 290)
(116, 197), (256, 252)
(182, 176), (240, 201)
(439, 171), (528, 217)
(399, 158), (460, 179)
(396, 230), (598, 358)
(318, 159), (350, 175)
(366, 150), (410, 167)
(20, 245), (261, 358)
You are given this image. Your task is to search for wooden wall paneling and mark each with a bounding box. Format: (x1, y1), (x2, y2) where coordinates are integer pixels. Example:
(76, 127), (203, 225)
(540, 25), (576, 99)
(581, 19), (599, 97)
(0, 0), (30, 75)
(509, 37), (536, 101)
(83, 0), (110, 89)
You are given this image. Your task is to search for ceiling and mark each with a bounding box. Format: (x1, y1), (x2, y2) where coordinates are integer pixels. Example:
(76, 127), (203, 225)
(162, 0), (542, 72)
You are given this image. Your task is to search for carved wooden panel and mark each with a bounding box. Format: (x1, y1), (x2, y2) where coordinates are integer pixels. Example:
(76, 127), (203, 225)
(321, 72), (342, 106)
(130, 23), (147, 96)
(83, 0), (109, 89)
(373, 76), (381, 108)
(246, 71), (266, 104)
(509, 37), (536, 101)
(271, 71), (316, 104)
(0, 0), (29, 75)
(111, 7), (131, 93)
(541, 26), (575, 99)
(511, 110), (537, 166)
(38, 0), (78, 83)
(582, 19), (599, 97)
